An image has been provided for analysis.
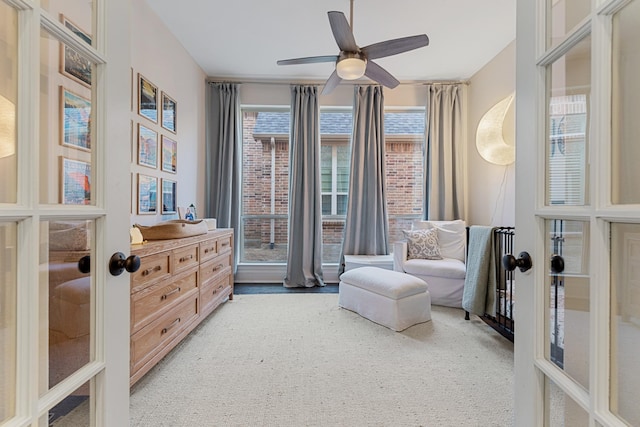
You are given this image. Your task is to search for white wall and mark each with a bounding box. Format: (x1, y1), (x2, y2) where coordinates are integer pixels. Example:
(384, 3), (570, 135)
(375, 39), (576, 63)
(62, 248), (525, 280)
(467, 41), (516, 227)
(130, 0), (206, 226)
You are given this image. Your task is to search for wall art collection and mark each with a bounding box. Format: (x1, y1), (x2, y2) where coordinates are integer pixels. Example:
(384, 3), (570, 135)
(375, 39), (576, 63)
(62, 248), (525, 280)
(135, 73), (178, 215)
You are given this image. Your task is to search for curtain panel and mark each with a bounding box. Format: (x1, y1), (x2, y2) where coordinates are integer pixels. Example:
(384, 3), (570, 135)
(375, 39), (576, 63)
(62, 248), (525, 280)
(205, 82), (241, 270)
(339, 85), (389, 274)
(424, 84), (464, 221)
(283, 85), (324, 288)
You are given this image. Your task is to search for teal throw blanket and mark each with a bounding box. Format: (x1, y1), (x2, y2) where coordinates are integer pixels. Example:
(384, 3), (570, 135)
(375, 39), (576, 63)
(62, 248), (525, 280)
(462, 226), (497, 316)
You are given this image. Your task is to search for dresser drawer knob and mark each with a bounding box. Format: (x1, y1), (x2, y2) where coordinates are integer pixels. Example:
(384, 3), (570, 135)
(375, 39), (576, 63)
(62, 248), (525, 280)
(161, 287), (181, 300)
(161, 318), (181, 335)
(179, 254), (194, 263)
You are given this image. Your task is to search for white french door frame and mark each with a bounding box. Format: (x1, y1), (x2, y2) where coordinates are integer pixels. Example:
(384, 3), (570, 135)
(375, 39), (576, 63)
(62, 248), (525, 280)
(515, 0), (638, 425)
(4, 0), (132, 425)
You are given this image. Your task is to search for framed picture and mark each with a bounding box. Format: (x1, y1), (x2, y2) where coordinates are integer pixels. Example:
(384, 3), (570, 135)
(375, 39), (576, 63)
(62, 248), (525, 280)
(138, 74), (158, 123)
(137, 124), (158, 168)
(137, 174), (157, 214)
(161, 92), (177, 133)
(59, 15), (92, 87)
(161, 179), (177, 214)
(60, 86), (91, 151)
(60, 157), (91, 205)
(161, 135), (177, 173)
(178, 205), (196, 221)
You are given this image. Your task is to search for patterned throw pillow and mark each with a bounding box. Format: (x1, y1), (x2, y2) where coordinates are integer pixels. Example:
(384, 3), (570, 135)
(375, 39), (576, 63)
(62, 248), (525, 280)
(402, 228), (442, 260)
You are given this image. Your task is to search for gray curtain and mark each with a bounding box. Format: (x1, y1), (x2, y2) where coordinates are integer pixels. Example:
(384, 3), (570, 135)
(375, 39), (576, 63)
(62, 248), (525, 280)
(283, 85), (324, 288)
(205, 82), (240, 269)
(424, 84), (464, 220)
(339, 85), (389, 274)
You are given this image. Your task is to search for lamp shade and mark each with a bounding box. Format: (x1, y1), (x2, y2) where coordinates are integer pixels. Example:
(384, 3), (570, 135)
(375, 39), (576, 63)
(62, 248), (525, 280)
(0, 94), (16, 159)
(476, 93), (515, 165)
(336, 57), (367, 80)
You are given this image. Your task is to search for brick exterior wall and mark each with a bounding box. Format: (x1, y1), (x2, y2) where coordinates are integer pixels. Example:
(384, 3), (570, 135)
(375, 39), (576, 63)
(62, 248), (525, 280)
(241, 111), (423, 261)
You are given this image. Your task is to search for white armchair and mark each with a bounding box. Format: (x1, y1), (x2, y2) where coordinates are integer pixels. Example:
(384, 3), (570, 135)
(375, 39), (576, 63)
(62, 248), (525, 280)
(393, 219), (467, 307)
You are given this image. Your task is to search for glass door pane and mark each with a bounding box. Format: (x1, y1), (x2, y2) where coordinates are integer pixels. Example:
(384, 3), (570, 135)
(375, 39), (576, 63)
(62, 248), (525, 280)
(39, 27), (94, 206)
(0, 222), (17, 422)
(39, 220), (93, 394)
(611, 0), (640, 204)
(547, 376), (589, 425)
(610, 223), (640, 425)
(41, 0), (94, 48)
(44, 380), (92, 425)
(545, 219), (590, 390)
(546, 36), (591, 207)
(548, 0), (590, 49)
(0, 1), (18, 204)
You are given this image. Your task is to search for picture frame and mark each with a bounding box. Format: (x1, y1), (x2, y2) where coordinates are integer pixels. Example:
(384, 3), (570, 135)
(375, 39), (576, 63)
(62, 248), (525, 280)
(178, 205), (196, 221)
(161, 92), (177, 133)
(60, 86), (91, 151)
(161, 135), (177, 173)
(138, 74), (158, 123)
(161, 179), (177, 214)
(137, 124), (158, 168)
(59, 15), (92, 87)
(137, 174), (157, 214)
(60, 157), (91, 205)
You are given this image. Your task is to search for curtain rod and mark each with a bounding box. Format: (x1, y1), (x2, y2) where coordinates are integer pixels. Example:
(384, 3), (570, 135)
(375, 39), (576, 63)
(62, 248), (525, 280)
(206, 78), (469, 86)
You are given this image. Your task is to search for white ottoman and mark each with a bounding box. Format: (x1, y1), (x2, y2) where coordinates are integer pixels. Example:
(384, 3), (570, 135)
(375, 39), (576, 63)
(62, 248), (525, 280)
(338, 266), (431, 331)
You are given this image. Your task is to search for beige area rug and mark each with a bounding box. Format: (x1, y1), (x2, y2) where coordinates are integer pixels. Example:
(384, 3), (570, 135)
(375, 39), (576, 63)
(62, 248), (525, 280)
(130, 294), (514, 427)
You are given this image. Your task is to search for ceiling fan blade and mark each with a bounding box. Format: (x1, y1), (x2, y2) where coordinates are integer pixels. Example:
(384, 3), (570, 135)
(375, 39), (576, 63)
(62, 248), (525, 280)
(321, 70), (342, 95)
(328, 11), (358, 52)
(361, 34), (429, 60)
(364, 61), (400, 89)
(277, 55), (339, 66)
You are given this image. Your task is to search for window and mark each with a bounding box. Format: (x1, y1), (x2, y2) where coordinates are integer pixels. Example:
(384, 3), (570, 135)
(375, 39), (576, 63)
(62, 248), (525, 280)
(320, 110), (352, 263)
(384, 110), (425, 245)
(240, 108), (290, 263)
(239, 107), (426, 265)
(321, 144), (349, 216)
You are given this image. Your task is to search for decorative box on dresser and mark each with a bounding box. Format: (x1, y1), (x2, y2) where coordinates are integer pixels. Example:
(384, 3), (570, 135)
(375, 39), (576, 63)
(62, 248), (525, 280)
(129, 228), (233, 386)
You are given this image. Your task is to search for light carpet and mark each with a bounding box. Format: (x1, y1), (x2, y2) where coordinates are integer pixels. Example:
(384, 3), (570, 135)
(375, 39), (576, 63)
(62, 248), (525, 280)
(130, 293), (514, 426)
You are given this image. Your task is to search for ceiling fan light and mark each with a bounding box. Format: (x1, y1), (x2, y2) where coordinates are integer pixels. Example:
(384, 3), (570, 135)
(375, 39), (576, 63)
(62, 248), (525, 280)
(336, 57), (366, 80)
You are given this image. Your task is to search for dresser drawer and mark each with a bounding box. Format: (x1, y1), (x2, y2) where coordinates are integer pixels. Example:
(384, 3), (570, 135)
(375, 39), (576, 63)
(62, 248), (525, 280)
(131, 269), (198, 333)
(131, 252), (171, 292)
(200, 253), (232, 285)
(130, 295), (199, 373)
(200, 273), (232, 316)
(172, 244), (199, 273)
(217, 234), (232, 254)
(199, 239), (218, 263)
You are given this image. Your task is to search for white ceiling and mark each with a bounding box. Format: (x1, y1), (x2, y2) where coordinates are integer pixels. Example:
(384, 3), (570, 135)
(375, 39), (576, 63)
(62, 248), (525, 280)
(147, 0), (516, 84)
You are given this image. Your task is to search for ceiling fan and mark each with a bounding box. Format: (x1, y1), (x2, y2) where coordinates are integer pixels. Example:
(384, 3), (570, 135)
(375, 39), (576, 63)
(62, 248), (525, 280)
(277, 0), (429, 94)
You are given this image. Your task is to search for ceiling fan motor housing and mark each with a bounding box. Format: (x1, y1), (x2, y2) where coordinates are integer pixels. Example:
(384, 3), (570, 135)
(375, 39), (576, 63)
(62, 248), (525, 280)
(336, 51), (367, 80)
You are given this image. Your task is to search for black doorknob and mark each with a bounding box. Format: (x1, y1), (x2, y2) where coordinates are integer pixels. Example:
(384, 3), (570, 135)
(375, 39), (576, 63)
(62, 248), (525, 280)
(109, 252), (141, 276)
(78, 255), (91, 274)
(502, 251), (533, 273)
(550, 254), (564, 274)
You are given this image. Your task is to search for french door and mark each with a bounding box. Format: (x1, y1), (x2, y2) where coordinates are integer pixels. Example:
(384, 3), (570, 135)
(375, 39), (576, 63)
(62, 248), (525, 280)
(0, 0), (131, 425)
(515, 0), (640, 425)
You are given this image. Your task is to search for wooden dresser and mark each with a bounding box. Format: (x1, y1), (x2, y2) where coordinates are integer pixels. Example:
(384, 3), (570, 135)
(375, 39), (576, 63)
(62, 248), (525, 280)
(129, 228), (233, 386)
